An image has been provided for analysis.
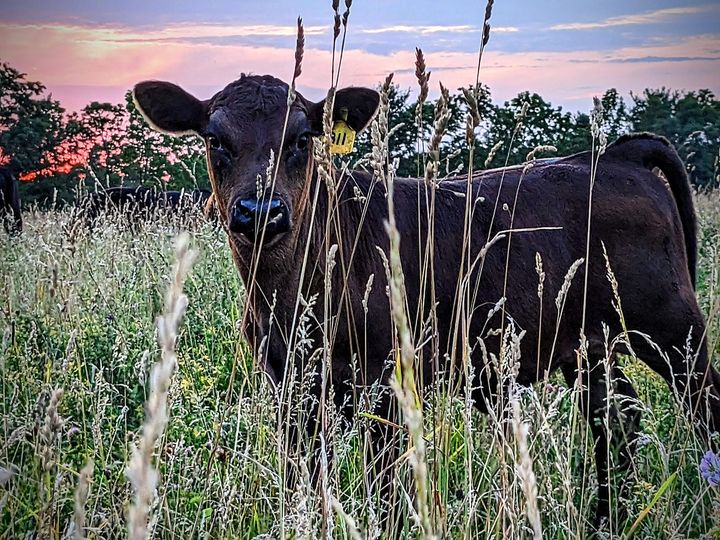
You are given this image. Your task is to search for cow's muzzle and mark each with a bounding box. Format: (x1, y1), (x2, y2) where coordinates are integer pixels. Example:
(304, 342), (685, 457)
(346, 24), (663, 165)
(229, 197), (290, 245)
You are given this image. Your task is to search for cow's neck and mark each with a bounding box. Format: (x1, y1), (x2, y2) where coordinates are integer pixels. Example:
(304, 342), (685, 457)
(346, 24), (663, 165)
(229, 181), (326, 318)
(233, 166), (386, 334)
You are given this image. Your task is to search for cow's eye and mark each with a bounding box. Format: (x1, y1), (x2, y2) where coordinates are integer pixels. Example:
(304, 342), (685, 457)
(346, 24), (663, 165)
(207, 133), (223, 151)
(296, 132), (310, 152)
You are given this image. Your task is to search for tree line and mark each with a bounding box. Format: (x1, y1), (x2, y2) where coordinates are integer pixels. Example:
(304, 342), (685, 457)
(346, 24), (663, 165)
(1, 61), (718, 207)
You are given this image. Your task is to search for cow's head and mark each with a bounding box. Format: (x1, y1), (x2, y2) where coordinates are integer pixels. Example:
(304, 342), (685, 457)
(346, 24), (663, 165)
(133, 75), (379, 257)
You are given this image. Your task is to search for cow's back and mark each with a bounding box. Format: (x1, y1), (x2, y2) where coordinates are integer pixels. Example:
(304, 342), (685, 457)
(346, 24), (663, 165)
(329, 149), (694, 386)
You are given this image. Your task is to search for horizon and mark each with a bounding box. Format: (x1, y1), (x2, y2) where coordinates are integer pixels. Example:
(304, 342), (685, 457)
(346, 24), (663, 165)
(1, 1), (719, 113)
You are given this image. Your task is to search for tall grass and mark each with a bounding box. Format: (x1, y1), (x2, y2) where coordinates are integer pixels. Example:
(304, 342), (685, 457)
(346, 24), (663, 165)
(0, 193), (718, 539)
(2, 3), (720, 538)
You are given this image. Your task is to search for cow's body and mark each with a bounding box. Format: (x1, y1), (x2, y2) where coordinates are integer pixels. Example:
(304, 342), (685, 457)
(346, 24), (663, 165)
(133, 74), (720, 530)
(248, 138), (697, 390)
(0, 166), (22, 235)
(79, 186), (211, 226)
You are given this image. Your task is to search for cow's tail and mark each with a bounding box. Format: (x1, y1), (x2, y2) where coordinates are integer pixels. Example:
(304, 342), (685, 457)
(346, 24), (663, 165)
(606, 133), (697, 288)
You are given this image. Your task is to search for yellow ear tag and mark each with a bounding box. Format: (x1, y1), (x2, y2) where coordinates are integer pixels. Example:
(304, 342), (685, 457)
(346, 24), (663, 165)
(330, 120), (356, 155)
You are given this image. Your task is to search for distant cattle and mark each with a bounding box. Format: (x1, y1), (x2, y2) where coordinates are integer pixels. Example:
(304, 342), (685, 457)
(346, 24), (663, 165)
(134, 73), (720, 529)
(0, 166), (22, 235)
(78, 186), (211, 227)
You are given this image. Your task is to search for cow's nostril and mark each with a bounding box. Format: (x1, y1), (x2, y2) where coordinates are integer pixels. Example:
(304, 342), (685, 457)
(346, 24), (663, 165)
(229, 199), (258, 236)
(229, 197), (289, 244)
(267, 205), (284, 222)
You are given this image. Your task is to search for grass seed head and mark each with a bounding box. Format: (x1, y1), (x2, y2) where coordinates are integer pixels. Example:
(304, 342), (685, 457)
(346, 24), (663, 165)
(482, 0), (495, 47)
(293, 17), (304, 84)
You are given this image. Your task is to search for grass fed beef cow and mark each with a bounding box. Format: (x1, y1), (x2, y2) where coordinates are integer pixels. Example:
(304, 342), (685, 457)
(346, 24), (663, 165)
(133, 73), (720, 528)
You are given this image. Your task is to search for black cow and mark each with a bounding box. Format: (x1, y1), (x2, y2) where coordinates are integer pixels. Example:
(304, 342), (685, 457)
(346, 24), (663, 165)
(133, 74), (720, 530)
(0, 166), (22, 235)
(78, 186), (211, 227)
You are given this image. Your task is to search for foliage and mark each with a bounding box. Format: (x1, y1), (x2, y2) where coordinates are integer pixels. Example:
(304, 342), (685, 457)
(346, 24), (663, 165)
(64, 102), (129, 188)
(1, 199), (719, 538)
(2, 58), (719, 207)
(0, 62), (210, 207)
(117, 91), (208, 191)
(0, 62), (67, 175)
(630, 88), (720, 188)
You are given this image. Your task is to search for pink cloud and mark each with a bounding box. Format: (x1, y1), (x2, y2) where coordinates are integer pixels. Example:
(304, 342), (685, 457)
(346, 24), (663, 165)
(2, 21), (719, 113)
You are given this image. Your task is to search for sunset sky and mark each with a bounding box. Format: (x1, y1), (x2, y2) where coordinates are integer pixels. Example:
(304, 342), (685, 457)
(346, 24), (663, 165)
(2, 0), (719, 113)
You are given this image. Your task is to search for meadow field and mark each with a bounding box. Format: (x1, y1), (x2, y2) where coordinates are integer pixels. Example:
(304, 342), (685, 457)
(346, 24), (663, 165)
(0, 189), (718, 539)
(2, 2), (720, 538)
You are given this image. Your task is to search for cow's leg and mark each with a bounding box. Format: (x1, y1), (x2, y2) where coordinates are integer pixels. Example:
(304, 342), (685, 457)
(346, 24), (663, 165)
(0, 195), (10, 235)
(10, 191), (22, 235)
(630, 297), (720, 446)
(562, 356), (641, 530)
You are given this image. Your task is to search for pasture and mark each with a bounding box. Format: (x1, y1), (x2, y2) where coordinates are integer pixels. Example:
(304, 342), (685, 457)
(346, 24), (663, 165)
(0, 190), (719, 538)
(2, 2), (720, 539)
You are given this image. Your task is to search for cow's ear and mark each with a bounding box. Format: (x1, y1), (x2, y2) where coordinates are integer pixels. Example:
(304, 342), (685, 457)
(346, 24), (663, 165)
(310, 87), (380, 134)
(133, 81), (207, 135)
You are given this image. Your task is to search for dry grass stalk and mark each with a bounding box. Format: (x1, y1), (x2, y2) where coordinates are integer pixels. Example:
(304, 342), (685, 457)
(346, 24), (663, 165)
(330, 496), (364, 540)
(461, 87), (481, 129)
(526, 145), (557, 162)
(62, 329), (78, 371)
(514, 101), (530, 133)
(425, 83), (451, 185)
(40, 387), (64, 471)
(428, 84), (450, 158)
(590, 96), (608, 154)
(370, 75), (393, 184)
(313, 87), (336, 193)
(332, 0), (341, 40)
(414, 47), (431, 152)
(580, 97), (608, 334)
(484, 140), (504, 168)
(512, 400), (542, 539)
(36, 387), (64, 538)
(342, 0), (352, 26)
(126, 233), (196, 540)
(331, 0), (352, 86)
(72, 460), (94, 540)
(535, 253), (546, 377)
(554, 258), (585, 313)
(288, 17), (304, 107)
(472, 0), (494, 93)
(386, 181), (436, 539)
(462, 87), (481, 145)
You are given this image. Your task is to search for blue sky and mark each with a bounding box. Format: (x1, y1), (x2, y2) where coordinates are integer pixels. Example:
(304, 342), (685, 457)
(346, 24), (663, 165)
(1, 0), (719, 111)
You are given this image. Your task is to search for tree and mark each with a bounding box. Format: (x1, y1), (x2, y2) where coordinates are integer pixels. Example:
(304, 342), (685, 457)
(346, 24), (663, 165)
(65, 102), (128, 189)
(119, 91), (208, 190)
(562, 112), (592, 155)
(631, 88), (720, 187)
(353, 83), (427, 177)
(442, 84), (494, 175)
(484, 91), (576, 168)
(0, 62), (67, 176)
(598, 88), (629, 142)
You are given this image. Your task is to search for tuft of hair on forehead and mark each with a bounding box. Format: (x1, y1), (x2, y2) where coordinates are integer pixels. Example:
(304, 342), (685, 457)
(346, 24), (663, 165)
(210, 74), (297, 117)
